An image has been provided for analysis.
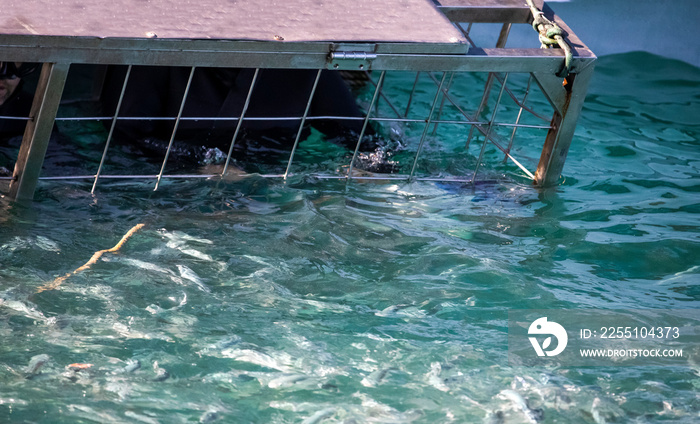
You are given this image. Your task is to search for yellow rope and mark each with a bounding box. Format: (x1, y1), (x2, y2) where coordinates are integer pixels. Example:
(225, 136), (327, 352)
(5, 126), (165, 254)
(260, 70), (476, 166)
(37, 223), (145, 293)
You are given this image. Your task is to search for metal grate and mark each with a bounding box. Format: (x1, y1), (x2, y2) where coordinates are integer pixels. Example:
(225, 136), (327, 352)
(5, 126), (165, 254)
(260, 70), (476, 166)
(0, 0), (596, 200)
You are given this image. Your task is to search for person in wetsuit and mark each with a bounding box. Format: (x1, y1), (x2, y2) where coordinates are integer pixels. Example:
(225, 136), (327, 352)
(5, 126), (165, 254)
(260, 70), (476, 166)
(101, 66), (376, 163)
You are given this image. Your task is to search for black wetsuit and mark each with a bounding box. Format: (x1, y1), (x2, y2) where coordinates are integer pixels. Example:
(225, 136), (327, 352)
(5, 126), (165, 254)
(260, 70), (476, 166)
(101, 67), (374, 161)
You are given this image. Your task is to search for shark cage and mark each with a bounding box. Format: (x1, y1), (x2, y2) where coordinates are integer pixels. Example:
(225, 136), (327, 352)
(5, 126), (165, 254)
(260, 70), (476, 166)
(0, 0), (595, 201)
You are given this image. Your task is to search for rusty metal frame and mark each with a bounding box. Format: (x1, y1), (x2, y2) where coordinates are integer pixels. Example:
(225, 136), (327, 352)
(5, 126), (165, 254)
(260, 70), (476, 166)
(7, 63), (69, 201)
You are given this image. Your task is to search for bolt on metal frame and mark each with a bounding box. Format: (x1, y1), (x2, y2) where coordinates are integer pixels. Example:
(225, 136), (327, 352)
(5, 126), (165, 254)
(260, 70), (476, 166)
(0, 0), (595, 201)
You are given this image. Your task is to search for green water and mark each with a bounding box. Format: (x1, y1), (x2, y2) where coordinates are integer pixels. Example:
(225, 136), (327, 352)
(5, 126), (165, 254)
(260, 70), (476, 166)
(1, 52), (699, 423)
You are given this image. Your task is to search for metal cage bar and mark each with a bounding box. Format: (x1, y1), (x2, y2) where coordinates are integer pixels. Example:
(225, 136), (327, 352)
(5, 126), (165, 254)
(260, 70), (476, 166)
(222, 68), (260, 177)
(8, 63), (69, 201)
(92, 64), (132, 194)
(534, 64), (595, 186)
(431, 72), (456, 135)
(409, 72), (448, 180)
(283, 69), (323, 180)
(404, 72), (421, 118)
(347, 70), (387, 180)
(154, 66), (196, 190)
(503, 73), (533, 163)
(364, 71), (402, 119)
(465, 22), (512, 150)
(472, 72), (509, 182)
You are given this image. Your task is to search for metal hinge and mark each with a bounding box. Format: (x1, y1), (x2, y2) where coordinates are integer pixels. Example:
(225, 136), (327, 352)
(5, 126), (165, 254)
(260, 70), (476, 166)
(328, 44), (377, 70)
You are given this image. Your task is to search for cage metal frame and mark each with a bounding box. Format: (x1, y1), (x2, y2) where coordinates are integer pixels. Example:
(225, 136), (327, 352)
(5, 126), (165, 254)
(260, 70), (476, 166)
(0, 0), (596, 201)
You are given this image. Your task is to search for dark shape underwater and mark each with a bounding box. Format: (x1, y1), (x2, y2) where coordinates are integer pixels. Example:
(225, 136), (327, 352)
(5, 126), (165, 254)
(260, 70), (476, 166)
(101, 66), (377, 164)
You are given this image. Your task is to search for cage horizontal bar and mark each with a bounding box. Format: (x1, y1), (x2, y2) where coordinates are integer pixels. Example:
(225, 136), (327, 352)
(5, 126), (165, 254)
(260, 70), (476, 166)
(45, 115), (552, 130)
(436, 0), (532, 24)
(8, 174), (479, 184)
(0, 116), (29, 121)
(0, 44), (593, 74)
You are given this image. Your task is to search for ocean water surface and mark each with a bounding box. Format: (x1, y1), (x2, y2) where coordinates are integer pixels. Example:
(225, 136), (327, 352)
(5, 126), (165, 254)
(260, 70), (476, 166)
(0, 52), (699, 423)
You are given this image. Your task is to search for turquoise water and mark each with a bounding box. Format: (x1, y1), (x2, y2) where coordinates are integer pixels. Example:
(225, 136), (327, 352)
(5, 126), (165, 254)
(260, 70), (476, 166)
(1, 52), (699, 423)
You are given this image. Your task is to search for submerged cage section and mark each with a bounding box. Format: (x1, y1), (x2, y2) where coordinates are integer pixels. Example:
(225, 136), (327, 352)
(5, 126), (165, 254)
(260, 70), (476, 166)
(0, 0), (595, 201)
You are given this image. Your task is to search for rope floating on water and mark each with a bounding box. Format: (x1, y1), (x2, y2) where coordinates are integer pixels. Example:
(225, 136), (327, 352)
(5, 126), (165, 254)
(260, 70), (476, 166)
(36, 223), (145, 293)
